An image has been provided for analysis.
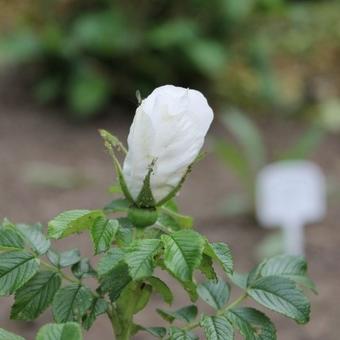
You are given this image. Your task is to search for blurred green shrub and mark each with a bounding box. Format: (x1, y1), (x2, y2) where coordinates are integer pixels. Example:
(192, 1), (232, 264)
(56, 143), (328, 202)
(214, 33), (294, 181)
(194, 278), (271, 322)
(0, 0), (340, 118)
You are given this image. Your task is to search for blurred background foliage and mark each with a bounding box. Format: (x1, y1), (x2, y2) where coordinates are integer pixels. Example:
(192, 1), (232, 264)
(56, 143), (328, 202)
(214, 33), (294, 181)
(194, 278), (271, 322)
(0, 0), (340, 122)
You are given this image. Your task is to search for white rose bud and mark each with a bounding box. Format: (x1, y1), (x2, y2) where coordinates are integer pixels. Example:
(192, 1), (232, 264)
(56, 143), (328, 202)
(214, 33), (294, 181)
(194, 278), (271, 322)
(123, 85), (214, 206)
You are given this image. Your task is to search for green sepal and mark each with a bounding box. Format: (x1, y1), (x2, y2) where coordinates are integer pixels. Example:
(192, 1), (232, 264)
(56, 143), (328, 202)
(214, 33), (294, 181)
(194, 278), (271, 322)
(99, 129), (134, 204)
(156, 165), (192, 207)
(135, 160), (156, 208)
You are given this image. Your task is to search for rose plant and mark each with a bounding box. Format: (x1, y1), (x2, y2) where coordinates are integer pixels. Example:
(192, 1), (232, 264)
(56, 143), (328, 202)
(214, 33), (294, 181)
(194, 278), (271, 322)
(0, 85), (315, 340)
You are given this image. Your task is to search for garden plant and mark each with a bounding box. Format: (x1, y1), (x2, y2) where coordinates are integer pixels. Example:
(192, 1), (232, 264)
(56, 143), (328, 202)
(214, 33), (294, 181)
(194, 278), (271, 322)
(0, 86), (315, 339)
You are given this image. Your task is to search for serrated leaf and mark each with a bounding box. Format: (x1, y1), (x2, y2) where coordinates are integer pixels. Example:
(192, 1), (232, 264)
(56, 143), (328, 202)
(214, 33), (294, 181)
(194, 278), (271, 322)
(200, 315), (234, 340)
(145, 276), (173, 305)
(205, 242), (233, 274)
(11, 271), (61, 320)
(99, 261), (131, 302)
(48, 210), (104, 239)
(47, 249), (81, 268)
(104, 199), (129, 213)
(161, 230), (204, 282)
(247, 261), (268, 287)
(36, 322), (83, 340)
(90, 217), (119, 254)
(227, 307), (276, 340)
(96, 248), (125, 276)
(82, 298), (108, 330)
(198, 279), (230, 310)
(167, 328), (198, 340)
(247, 276), (310, 324)
(0, 328), (25, 340)
(229, 272), (248, 289)
(115, 219), (134, 246)
(260, 255), (317, 293)
(125, 239), (161, 280)
(16, 223), (51, 255)
(0, 251), (40, 295)
(157, 305), (197, 324)
(52, 284), (93, 323)
(0, 227), (24, 251)
(199, 254), (217, 281)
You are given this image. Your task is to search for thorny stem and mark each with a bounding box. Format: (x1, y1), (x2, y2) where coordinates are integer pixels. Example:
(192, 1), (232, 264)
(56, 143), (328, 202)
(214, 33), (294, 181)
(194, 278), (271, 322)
(184, 293), (248, 331)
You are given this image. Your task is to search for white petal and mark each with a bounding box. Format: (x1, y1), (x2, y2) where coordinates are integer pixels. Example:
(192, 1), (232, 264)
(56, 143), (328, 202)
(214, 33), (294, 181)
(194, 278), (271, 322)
(123, 85), (214, 203)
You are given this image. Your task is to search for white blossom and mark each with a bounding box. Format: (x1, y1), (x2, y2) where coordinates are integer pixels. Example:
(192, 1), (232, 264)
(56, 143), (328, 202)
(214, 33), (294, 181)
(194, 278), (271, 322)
(123, 85), (214, 203)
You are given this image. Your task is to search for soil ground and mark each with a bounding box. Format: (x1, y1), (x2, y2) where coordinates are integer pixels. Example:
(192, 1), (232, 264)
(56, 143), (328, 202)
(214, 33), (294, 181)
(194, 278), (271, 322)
(0, 92), (339, 339)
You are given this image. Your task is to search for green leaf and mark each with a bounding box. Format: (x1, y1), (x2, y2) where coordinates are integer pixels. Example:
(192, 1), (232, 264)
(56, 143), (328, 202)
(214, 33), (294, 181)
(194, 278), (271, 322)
(82, 298), (108, 330)
(0, 328), (25, 340)
(247, 276), (310, 324)
(222, 111), (266, 171)
(16, 223), (51, 255)
(145, 276), (173, 305)
(200, 315), (234, 340)
(125, 239), (161, 280)
(117, 282), (152, 315)
(197, 279), (230, 310)
(71, 258), (96, 279)
(36, 322), (83, 340)
(260, 255), (317, 293)
(11, 271), (61, 320)
(199, 254), (217, 281)
(115, 218), (134, 246)
(181, 280), (198, 302)
(141, 326), (167, 338)
(48, 210), (104, 239)
(0, 227), (24, 251)
(104, 199), (129, 213)
(99, 261), (131, 302)
(161, 230), (204, 282)
(157, 305), (197, 324)
(96, 248), (125, 276)
(227, 307), (276, 340)
(0, 251), (39, 295)
(47, 249), (81, 268)
(90, 217), (119, 254)
(167, 328), (198, 340)
(229, 272), (248, 289)
(159, 206), (193, 230)
(205, 242), (233, 274)
(52, 284), (93, 323)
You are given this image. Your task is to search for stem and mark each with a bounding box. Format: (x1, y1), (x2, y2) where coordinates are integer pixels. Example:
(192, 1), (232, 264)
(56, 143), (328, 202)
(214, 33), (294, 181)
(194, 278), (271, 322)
(40, 259), (80, 284)
(111, 286), (139, 340)
(218, 293), (247, 315)
(184, 293), (248, 331)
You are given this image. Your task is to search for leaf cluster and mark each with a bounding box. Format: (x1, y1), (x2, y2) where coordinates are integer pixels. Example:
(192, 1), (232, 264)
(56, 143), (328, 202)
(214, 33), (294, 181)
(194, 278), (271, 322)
(0, 196), (315, 339)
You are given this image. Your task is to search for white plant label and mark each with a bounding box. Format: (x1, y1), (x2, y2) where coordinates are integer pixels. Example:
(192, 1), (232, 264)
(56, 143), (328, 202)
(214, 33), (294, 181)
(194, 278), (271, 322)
(256, 160), (326, 255)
